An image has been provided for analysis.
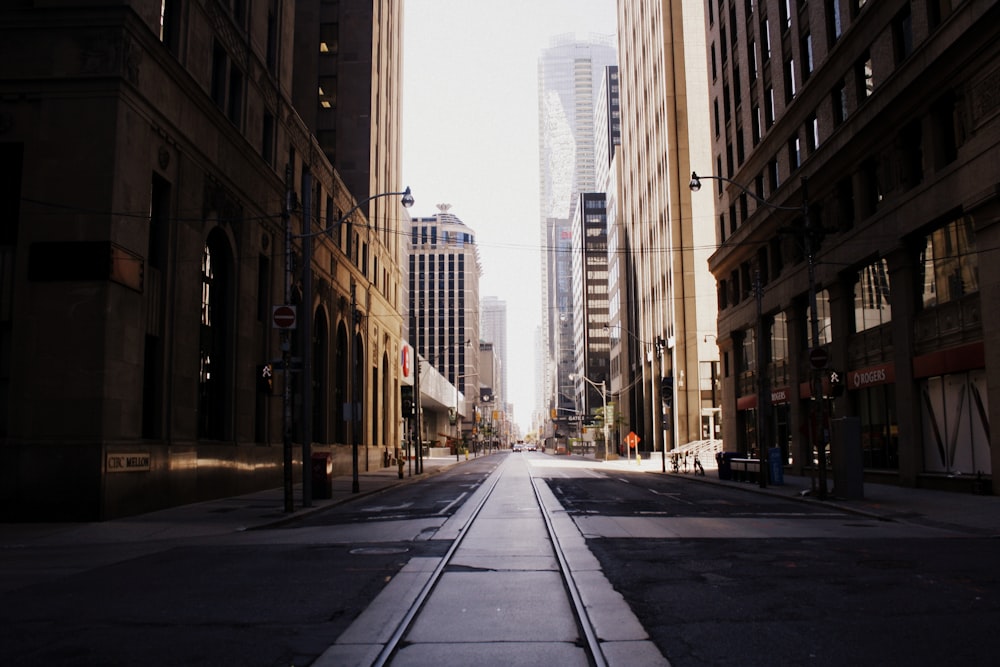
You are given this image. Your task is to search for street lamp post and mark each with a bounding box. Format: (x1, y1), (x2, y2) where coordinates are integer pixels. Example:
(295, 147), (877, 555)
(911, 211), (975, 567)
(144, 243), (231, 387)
(570, 373), (608, 461)
(690, 171), (827, 496)
(286, 183), (414, 500)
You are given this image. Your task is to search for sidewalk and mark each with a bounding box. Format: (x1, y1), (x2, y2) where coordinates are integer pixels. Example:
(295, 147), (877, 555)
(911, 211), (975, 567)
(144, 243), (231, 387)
(0, 455), (469, 547)
(600, 454), (1000, 536)
(4, 450), (999, 547)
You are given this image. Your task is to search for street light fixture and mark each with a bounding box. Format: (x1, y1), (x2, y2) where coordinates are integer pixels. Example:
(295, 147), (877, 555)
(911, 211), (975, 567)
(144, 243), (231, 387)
(283, 178), (414, 507)
(690, 171), (827, 497)
(570, 373), (609, 461)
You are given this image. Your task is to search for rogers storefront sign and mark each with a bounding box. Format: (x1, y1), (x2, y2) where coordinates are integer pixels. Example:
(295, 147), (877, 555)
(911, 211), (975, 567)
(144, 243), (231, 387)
(848, 363), (894, 389)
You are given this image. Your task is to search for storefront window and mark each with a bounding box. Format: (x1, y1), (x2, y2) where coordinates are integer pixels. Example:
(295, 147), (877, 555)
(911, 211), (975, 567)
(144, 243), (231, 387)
(920, 216), (978, 308)
(855, 258), (892, 332)
(921, 371), (990, 475)
(858, 384), (898, 469)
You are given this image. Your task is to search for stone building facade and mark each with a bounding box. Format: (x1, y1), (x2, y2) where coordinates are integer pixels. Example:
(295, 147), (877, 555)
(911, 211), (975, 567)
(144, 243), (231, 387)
(704, 0), (1000, 491)
(0, 1), (407, 519)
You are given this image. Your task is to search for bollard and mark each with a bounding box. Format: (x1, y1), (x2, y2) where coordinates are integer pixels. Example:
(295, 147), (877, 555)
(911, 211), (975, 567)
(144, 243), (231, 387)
(397, 456), (404, 479)
(637, 453), (642, 464)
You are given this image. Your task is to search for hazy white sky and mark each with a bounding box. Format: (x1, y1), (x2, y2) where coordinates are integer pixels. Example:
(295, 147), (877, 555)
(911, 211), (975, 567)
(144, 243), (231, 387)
(402, 0), (618, 433)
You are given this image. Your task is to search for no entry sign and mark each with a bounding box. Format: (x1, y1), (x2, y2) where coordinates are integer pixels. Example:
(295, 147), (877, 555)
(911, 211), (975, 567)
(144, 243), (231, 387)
(272, 305), (297, 329)
(809, 347), (829, 369)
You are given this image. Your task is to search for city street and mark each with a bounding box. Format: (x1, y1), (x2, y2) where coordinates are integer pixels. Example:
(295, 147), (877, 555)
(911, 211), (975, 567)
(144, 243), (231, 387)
(2, 452), (999, 666)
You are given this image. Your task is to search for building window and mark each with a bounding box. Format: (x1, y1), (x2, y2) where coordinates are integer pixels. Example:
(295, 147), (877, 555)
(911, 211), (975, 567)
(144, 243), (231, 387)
(832, 80), (848, 126)
(826, 0), (842, 43)
(930, 92), (960, 167)
(893, 3), (914, 64)
(770, 312), (789, 363)
(807, 289), (832, 347)
(856, 51), (874, 100)
(740, 326), (757, 373)
(806, 113), (819, 152)
(835, 177), (855, 230)
(748, 39), (758, 81)
(784, 58), (797, 102)
(859, 386), (898, 470)
(788, 135), (801, 170)
(319, 76), (337, 109)
(752, 104), (762, 145)
(211, 39), (244, 127)
(928, 0), (955, 28)
(801, 33), (814, 81)
(320, 22), (339, 54)
(199, 231), (232, 440)
(733, 65), (742, 108)
(211, 40), (227, 109)
(920, 216), (979, 309)
(780, 0), (792, 31)
(262, 111), (275, 166)
(761, 17), (771, 61)
(159, 0), (181, 53)
(855, 259), (892, 332)
(765, 87), (775, 127)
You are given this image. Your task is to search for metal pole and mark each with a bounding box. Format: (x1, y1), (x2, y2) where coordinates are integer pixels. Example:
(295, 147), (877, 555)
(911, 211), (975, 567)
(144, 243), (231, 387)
(803, 177), (828, 499)
(414, 308), (423, 475)
(301, 171), (313, 506)
(755, 268), (768, 488)
(281, 164), (294, 513)
(350, 280), (359, 493)
(601, 380), (608, 461)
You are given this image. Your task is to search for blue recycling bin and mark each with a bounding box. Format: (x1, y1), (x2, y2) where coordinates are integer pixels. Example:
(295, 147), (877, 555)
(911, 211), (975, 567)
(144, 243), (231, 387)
(768, 447), (784, 485)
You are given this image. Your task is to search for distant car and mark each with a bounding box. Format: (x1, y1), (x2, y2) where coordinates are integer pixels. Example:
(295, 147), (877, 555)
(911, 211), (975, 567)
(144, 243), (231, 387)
(526, 443), (537, 451)
(512, 443), (524, 452)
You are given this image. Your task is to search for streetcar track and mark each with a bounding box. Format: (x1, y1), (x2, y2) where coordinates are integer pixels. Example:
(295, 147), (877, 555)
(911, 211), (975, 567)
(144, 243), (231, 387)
(372, 459), (606, 667)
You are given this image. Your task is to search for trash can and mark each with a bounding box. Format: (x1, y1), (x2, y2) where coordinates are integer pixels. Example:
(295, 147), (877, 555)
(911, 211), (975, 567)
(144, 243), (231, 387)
(716, 452), (738, 480)
(768, 447), (784, 486)
(312, 452), (332, 500)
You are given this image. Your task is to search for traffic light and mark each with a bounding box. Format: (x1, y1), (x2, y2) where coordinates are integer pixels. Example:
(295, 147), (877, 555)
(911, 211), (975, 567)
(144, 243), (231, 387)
(829, 369), (845, 397)
(661, 375), (674, 408)
(258, 364), (273, 394)
(401, 385), (415, 416)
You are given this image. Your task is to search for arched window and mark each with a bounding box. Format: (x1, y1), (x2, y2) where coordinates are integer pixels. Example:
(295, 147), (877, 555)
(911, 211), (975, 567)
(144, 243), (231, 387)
(313, 309), (329, 442)
(198, 230), (233, 440)
(334, 322), (348, 443)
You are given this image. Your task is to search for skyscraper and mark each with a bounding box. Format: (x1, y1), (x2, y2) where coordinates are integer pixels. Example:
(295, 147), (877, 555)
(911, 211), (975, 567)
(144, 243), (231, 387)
(479, 296), (508, 408)
(615, 0), (718, 453)
(408, 206), (481, 402)
(537, 34), (617, 436)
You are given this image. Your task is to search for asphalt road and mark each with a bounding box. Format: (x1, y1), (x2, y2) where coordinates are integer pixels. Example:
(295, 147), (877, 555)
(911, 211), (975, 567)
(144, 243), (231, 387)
(3, 454), (999, 666)
(541, 467), (1000, 667)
